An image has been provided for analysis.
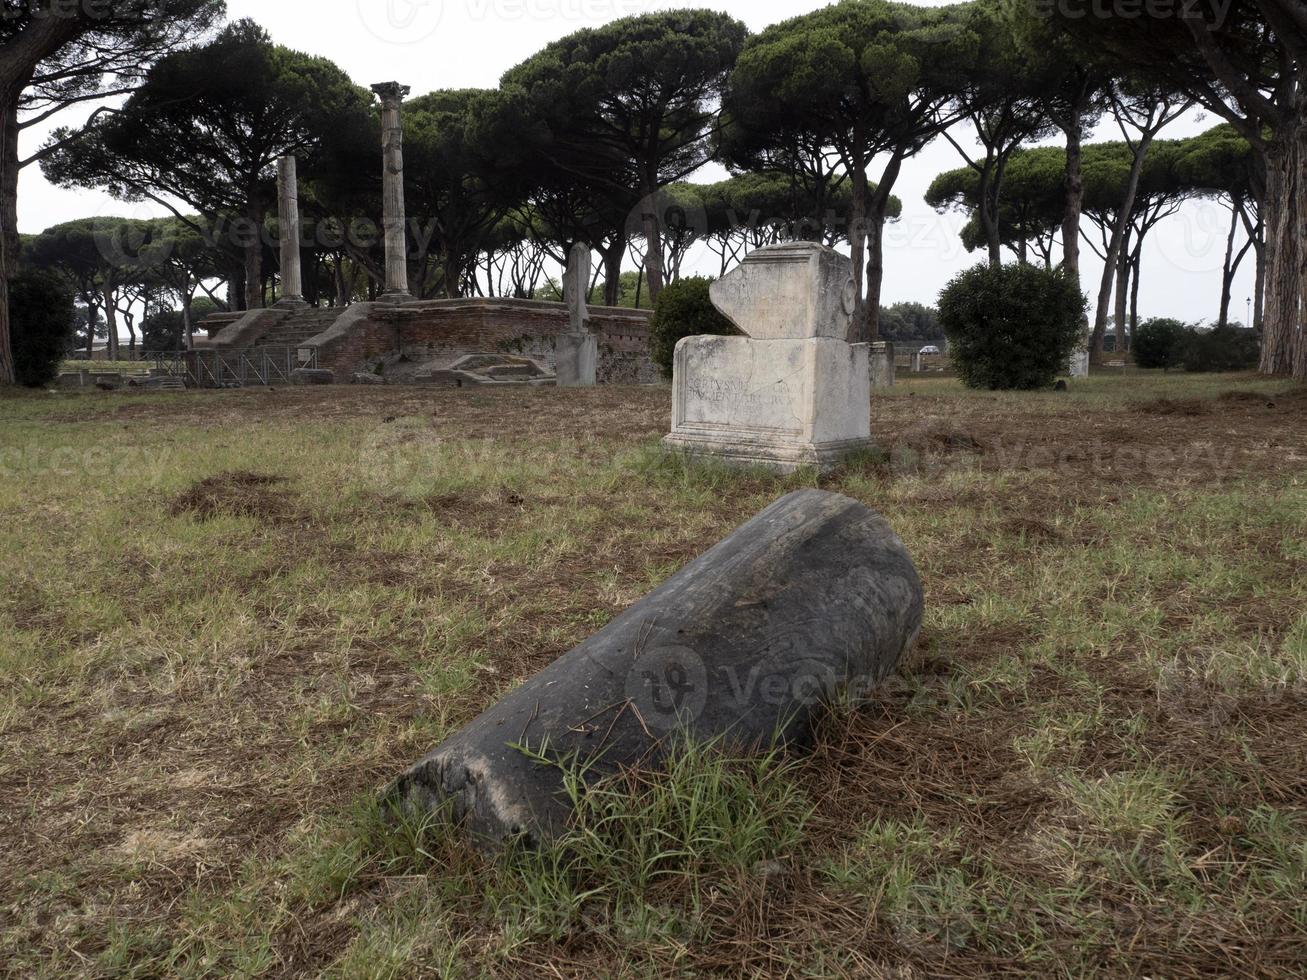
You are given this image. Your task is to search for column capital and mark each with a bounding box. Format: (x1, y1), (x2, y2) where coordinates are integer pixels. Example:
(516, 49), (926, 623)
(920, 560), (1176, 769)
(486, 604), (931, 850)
(370, 81), (411, 106)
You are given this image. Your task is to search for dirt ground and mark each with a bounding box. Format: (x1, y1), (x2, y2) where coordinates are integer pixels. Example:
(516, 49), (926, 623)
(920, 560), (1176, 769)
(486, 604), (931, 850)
(1, 374), (1305, 977)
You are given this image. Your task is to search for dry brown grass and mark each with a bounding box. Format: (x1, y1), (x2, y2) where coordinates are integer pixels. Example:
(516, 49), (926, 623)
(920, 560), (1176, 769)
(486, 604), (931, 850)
(1, 373), (1304, 977)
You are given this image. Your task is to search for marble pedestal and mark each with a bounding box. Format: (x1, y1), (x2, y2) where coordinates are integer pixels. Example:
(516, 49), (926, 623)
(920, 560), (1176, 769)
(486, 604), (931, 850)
(870, 341), (895, 388)
(664, 334), (872, 473)
(556, 333), (597, 387)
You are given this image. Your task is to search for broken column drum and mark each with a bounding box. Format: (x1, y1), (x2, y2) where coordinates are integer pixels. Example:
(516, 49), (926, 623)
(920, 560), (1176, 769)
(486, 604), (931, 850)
(390, 489), (924, 849)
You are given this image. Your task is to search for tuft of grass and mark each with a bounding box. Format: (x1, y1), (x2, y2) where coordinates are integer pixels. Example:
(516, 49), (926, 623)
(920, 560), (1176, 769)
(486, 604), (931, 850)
(487, 735), (812, 943)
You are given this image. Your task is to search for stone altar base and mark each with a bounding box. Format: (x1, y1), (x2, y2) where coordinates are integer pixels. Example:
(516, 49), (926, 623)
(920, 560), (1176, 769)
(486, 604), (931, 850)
(663, 334), (872, 473)
(870, 341), (895, 388)
(555, 333), (597, 388)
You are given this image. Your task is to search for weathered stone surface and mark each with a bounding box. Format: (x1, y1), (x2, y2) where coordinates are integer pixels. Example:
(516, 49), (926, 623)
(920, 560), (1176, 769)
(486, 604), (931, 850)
(665, 336), (871, 471)
(563, 243), (592, 336)
(193, 308), (289, 350)
(709, 242), (858, 341)
(1068, 349), (1090, 379)
(555, 333), (597, 388)
(664, 242), (873, 473)
(290, 368), (334, 385)
(371, 82), (414, 303)
(870, 341), (895, 388)
(273, 155), (308, 309)
(389, 489), (923, 849)
(412, 353), (556, 388)
(199, 298), (657, 384)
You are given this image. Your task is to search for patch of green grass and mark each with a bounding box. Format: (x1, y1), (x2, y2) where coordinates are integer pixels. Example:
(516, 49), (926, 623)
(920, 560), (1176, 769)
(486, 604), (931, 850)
(489, 736), (811, 942)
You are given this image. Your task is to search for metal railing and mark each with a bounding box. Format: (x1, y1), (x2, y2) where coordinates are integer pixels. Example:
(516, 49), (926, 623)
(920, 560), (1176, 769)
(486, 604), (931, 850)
(143, 347), (318, 388)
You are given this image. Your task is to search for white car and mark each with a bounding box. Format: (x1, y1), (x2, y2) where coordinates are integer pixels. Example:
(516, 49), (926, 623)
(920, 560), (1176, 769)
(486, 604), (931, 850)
(919, 345), (941, 355)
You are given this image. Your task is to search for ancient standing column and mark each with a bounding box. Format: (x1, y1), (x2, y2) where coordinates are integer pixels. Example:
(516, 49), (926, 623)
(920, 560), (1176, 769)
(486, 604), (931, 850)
(563, 242), (593, 334)
(556, 243), (597, 387)
(274, 155), (308, 309)
(371, 81), (414, 303)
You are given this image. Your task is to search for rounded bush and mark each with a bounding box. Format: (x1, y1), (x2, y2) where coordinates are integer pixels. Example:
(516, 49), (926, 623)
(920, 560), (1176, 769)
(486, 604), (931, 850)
(649, 276), (739, 381)
(10, 270), (75, 387)
(1182, 326), (1260, 373)
(938, 263), (1086, 390)
(1133, 318), (1191, 371)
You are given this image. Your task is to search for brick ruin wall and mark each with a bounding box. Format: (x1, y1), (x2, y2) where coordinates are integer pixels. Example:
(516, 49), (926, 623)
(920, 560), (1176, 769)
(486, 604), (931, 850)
(307, 299), (658, 384)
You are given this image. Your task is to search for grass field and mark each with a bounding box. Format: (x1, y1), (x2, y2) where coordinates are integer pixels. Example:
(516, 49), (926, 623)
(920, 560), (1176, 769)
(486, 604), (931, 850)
(2, 373), (1305, 977)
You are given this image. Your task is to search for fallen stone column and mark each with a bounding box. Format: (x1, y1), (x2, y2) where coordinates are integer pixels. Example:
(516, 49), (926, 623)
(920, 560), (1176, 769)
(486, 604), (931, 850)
(389, 489), (923, 849)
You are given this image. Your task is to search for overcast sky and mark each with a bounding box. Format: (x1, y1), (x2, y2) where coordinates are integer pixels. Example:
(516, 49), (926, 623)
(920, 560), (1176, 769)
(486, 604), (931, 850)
(19, 0), (1256, 330)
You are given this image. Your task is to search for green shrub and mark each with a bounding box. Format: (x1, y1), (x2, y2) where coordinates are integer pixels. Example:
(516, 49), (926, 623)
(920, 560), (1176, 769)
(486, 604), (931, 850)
(650, 276), (739, 380)
(1133, 318), (1191, 370)
(9, 270), (75, 387)
(938, 263), (1086, 390)
(1182, 326), (1260, 373)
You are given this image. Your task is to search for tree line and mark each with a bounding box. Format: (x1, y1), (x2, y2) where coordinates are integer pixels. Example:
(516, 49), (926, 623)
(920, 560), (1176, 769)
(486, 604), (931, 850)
(0, 0), (1301, 382)
(928, 124), (1263, 344)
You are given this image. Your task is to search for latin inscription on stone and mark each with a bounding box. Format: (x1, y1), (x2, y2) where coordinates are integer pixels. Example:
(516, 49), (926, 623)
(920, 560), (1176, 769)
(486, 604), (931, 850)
(676, 340), (805, 436)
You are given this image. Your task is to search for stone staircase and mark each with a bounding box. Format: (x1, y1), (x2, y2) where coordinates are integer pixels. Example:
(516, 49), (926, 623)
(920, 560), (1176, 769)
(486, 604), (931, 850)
(181, 306), (349, 388)
(255, 308), (342, 350)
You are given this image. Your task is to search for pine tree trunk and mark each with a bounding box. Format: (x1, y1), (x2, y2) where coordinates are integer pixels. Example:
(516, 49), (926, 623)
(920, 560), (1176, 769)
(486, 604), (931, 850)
(335, 258), (350, 307)
(848, 161), (869, 343)
(979, 160), (1003, 267)
(1129, 248), (1141, 349)
(1291, 100), (1307, 383)
(864, 192), (894, 344)
(602, 240), (623, 307)
(1114, 230), (1130, 351)
(865, 209), (884, 343)
(1253, 232), (1266, 332)
(1219, 204), (1239, 328)
(1061, 109), (1084, 285)
(860, 155), (903, 345)
(1090, 133), (1154, 365)
(104, 286), (120, 361)
(641, 178), (665, 306)
(0, 92), (17, 384)
(443, 254), (462, 299)
(1260, 139), (1296, 376)
(244, 201), (264, 311)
